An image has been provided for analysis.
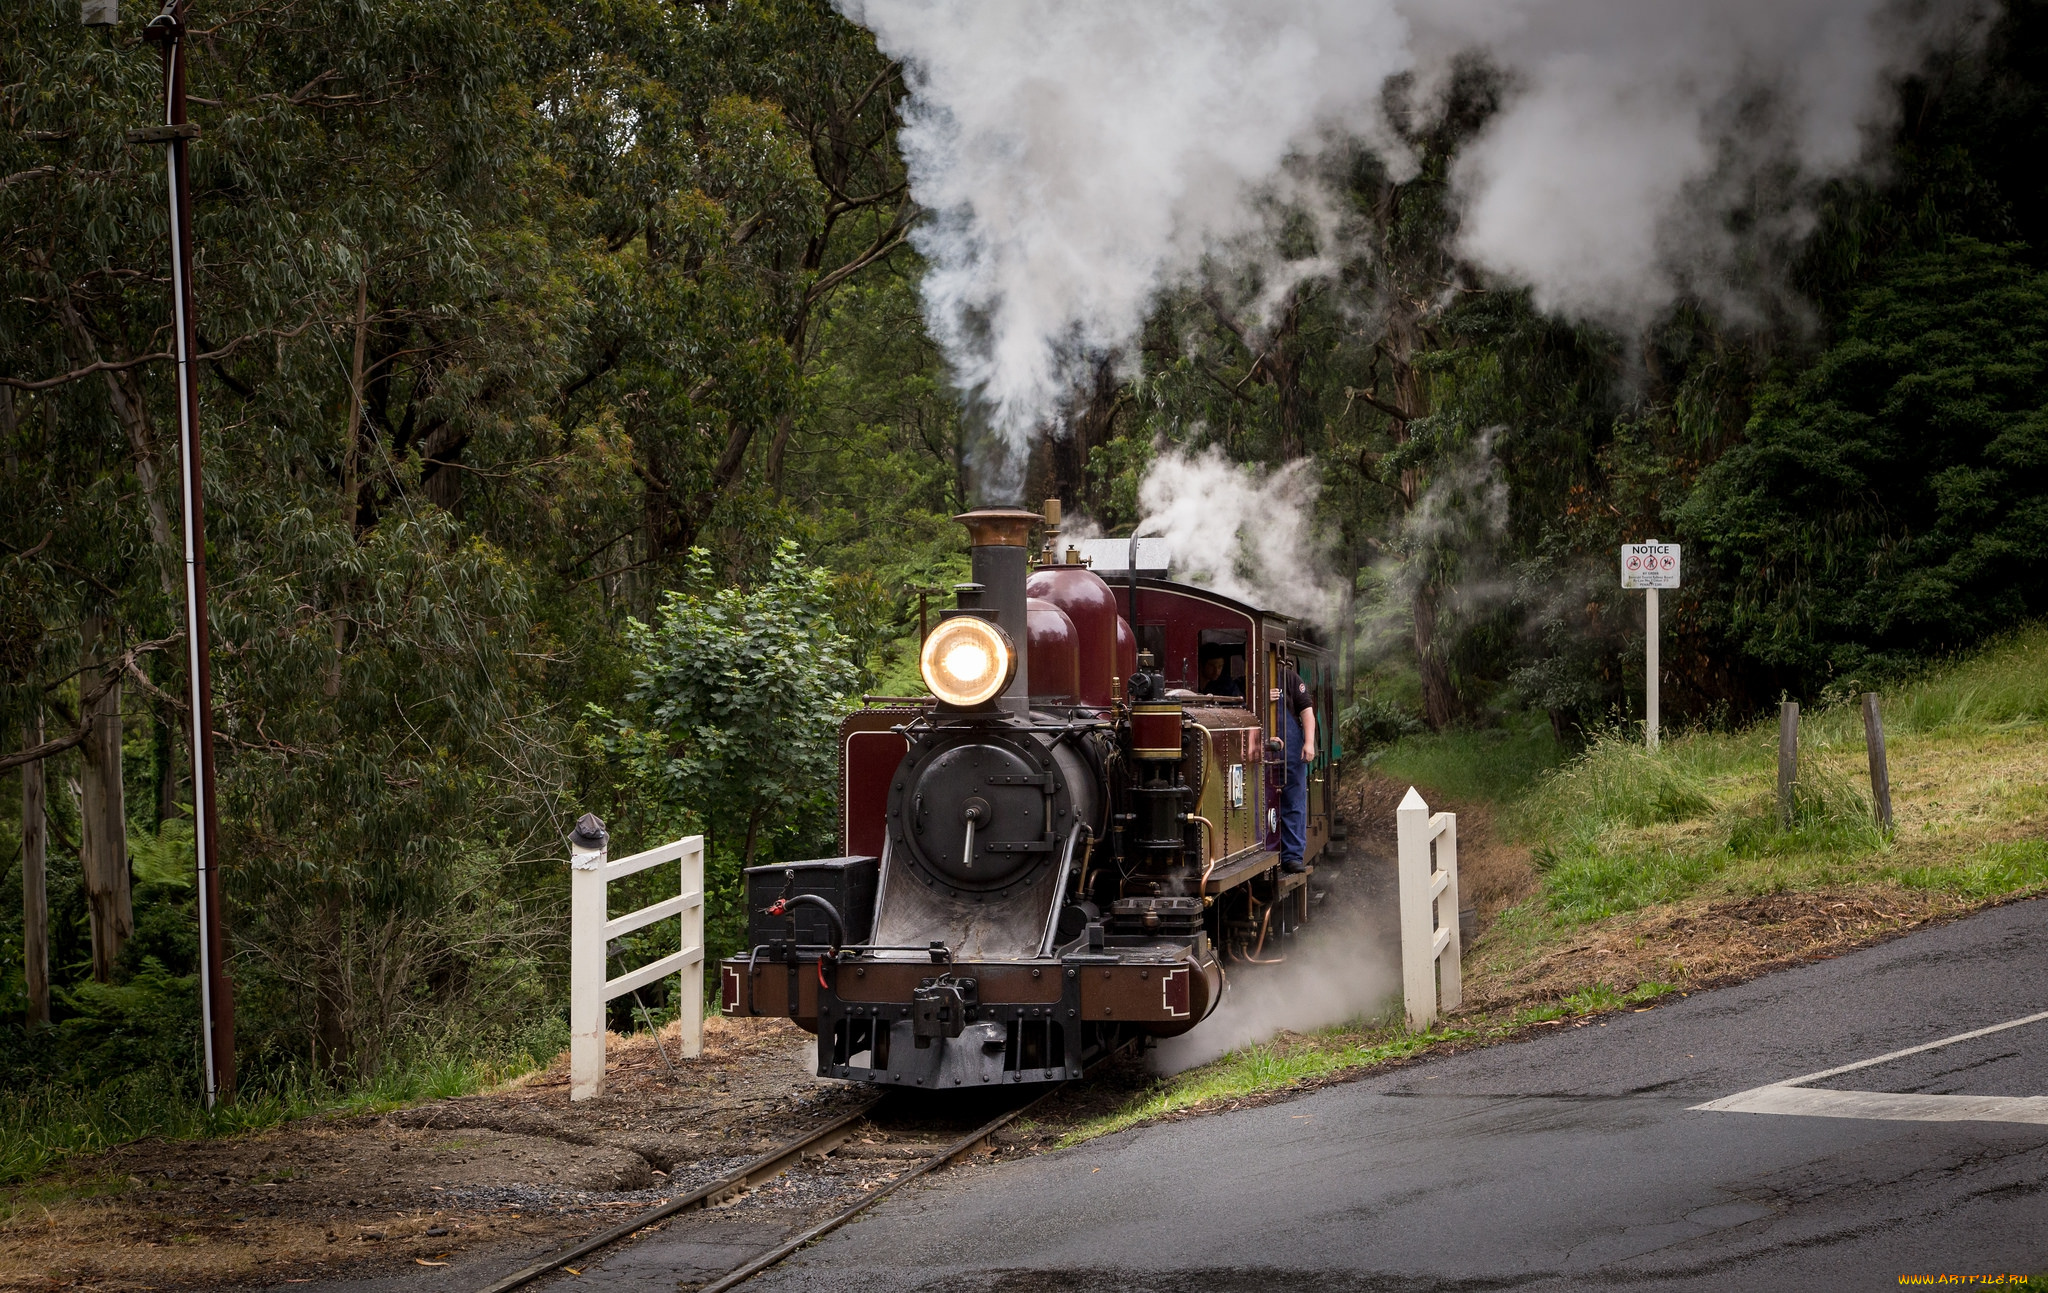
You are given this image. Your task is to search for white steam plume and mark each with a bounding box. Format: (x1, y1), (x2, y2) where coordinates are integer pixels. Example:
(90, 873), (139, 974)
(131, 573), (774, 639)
(839, 0), (1970, 473)
(1426, 0), (1965, 328)
(1151, 899), (1398, 1075)
(1135, 447), (1330, 623)
(841, 0), (1413, 485)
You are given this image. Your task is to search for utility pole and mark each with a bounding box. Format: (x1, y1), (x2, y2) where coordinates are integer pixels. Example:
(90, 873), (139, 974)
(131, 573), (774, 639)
(129, 0), (236, 1104)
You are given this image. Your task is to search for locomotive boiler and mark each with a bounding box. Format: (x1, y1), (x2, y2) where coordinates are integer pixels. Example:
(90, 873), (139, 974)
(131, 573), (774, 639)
(720, 504), (1334, 1088)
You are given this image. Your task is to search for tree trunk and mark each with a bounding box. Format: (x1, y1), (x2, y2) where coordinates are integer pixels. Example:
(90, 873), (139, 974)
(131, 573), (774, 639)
(41, 267), (179, 603)
(79, 615), (133, 983)
(19, 707), (48, 1026)
(765, 410), (796, 499)
(313, 886), (350, 1073)
(343, 268), (369, 534)
(1382, 301), (1459, 731)
(153, 656), (178, 828)
(1412, 579), (1457, 730)
(2, 386), (16, 480)
(741, 804), (764, 871)
(1053, 358), (1125, 516)
(1270, 292), (1310, 461)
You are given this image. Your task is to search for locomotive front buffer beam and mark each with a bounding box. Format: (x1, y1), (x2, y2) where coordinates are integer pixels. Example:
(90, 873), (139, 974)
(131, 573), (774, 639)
(721, 946), (1221, 1089)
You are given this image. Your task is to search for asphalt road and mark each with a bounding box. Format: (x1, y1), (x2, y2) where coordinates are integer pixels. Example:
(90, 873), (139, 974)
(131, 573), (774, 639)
(701, 895), (2048, 1293)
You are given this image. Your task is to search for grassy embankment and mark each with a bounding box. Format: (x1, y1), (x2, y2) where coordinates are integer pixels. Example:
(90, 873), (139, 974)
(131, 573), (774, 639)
(0, 1048), (544, 1197)
(1059, 626), (2048, 1143)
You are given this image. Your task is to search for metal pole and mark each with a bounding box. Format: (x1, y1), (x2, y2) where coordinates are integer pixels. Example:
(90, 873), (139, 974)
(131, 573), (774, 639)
(1645, 585), (1660, 751)
(145, 0), (234, 1104)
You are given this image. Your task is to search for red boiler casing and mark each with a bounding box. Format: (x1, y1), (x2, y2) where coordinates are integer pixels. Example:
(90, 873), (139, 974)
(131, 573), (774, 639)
(1026, 597), (1080, 704)
(1025, 564), (1120, 707)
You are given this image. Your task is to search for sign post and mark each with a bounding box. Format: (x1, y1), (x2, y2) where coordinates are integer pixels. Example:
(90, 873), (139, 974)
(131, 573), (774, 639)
(1620, 542), (1681, 750)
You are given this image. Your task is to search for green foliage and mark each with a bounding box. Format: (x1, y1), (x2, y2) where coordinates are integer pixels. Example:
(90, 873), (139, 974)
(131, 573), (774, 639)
(48, 960), (199, 1088)
(0, 1038), (549, 1186)
(1528, 733), (1716, 830)
(1338, 693), (1425, 757)
(1510, 980), (1678, 1025)
(0, 0), (924, 1147)
(602, 541), (860, 960)
(1682, 240), (2048, 677)
(1893, 839), (2048, 899)
(1372, 723), (1568, 806)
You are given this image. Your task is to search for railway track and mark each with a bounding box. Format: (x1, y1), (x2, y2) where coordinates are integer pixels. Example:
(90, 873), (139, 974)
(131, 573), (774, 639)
(476, 1086), (1062, 1293)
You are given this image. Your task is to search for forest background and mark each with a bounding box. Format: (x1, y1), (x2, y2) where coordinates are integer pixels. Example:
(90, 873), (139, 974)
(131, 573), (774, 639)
(1, 0), (2045, 1127)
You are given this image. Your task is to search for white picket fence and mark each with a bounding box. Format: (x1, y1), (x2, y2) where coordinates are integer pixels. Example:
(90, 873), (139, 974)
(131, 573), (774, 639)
(568, 824), (705, 1101)
(1396, 787), (1462, 1031)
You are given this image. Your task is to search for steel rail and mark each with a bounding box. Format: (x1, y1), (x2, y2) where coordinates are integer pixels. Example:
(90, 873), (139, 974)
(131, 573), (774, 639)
(697, 1084), (1065, 1293)
(473, 1096), (882, 1293)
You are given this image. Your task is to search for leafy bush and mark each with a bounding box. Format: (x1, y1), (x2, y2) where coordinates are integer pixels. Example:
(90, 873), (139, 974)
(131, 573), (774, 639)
(1339, 693), (1424, 756)
(1681, 239), (2048, 678)
(601, 541), (861, 965)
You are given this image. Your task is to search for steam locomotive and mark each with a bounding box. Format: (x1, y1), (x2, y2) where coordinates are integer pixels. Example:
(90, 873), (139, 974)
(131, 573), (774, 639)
(720, 504), (1335, 1088)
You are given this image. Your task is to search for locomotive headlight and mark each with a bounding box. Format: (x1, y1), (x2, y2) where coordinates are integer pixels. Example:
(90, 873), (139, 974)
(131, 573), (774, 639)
(920, 616), (1015, 707)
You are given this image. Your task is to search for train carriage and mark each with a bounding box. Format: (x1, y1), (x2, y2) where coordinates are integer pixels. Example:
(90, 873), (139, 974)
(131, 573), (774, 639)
(721, 504), (1337, 1090)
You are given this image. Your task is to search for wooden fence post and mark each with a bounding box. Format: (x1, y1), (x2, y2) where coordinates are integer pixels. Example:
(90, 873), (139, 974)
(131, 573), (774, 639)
(569, 819), (705, 1101)
(568, 814), (609, 1102)
(677, 840), (704, 1059)
(1397, 787), (1461, 1031)
(1777, 701), (1800, 830)
(1862, 693), (1894, 832)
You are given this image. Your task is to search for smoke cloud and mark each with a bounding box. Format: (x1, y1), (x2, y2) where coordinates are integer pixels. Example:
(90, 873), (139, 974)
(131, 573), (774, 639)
(839, 0), (1972, 473)
(1151, 898), (1399, 1074)
(841, 0), (1412, 488)
(1426, 0), (1963, 328)
(1134, 447), (1332, 623)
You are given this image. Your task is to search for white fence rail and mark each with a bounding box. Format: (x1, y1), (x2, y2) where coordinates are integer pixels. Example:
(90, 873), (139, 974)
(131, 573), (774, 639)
(1396, 787), (1461, 1031)
(568, 818), (704, 1101)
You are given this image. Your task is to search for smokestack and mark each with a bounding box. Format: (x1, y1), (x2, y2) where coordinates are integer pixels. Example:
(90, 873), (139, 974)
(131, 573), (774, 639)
(955, 507), (1039, 713)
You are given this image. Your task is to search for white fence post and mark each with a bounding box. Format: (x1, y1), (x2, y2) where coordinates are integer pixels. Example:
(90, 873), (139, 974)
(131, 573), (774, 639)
(1396, 787), (1462, 1031)
(569, 817), (609, 1102)
(567, 814), (706, 1101)
(676, 840), (703, 1059)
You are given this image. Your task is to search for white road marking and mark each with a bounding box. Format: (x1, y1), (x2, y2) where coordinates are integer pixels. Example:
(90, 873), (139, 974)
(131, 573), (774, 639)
(1691, 1008), (2048, 1125)
(1695, 1086), (2048, 1123)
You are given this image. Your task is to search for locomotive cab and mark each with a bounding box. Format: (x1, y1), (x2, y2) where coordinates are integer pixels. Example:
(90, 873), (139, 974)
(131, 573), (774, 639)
(721, 503), (1330, 1089)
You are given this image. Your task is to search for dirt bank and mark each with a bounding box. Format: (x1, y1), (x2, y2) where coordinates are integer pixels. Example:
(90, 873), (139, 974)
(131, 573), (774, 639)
(1336, 765), (1987, 1013)
(0, 1017), (865, 1290)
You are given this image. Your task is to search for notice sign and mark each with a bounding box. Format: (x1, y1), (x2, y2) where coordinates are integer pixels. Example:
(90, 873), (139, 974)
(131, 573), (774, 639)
(1621, 542), (1681, 589)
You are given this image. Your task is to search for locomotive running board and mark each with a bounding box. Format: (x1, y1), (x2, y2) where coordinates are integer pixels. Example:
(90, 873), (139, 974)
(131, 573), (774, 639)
(1200, 847), (1286, 896)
